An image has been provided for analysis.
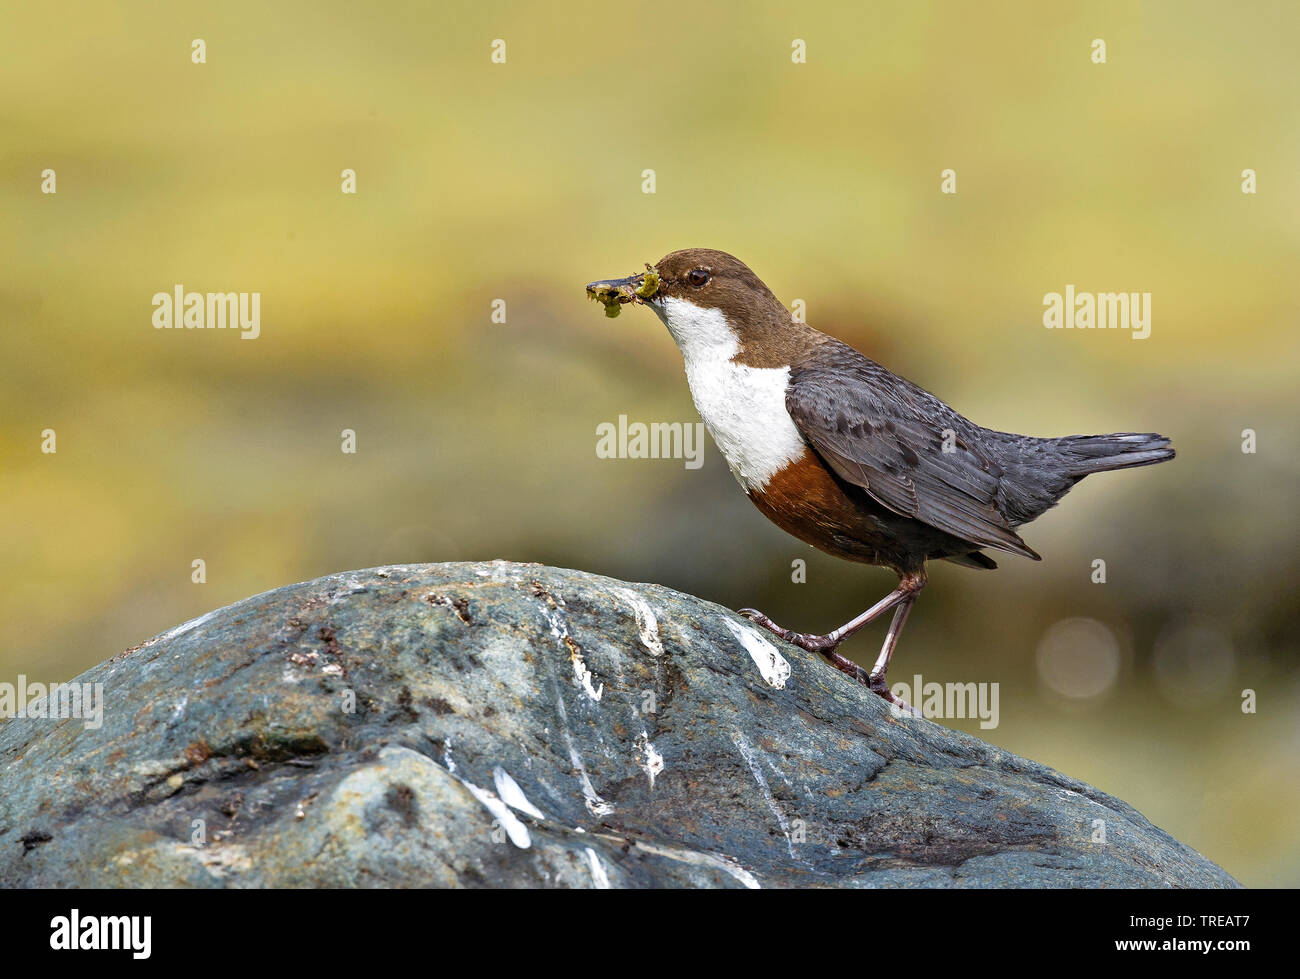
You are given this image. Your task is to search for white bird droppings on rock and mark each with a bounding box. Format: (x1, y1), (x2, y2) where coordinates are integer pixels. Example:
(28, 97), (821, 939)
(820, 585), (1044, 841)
(635, 732), (665, 789)
(585, 847), (612, 888)
(460, 779), (531, 849)
(492, 766), (546, 819)
(725, 618), (791, 689)
(614, 588), (664, 656)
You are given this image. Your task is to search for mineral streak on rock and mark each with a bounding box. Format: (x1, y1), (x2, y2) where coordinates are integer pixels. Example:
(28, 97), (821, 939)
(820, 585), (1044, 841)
(0, 562), (1238, 888)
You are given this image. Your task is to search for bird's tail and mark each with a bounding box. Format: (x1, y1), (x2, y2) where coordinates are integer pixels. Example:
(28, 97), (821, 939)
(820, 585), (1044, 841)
(1058, 432), (1175, 476)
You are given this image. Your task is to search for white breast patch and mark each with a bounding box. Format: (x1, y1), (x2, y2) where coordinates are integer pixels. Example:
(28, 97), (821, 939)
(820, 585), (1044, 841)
(653, 297), (807, 492)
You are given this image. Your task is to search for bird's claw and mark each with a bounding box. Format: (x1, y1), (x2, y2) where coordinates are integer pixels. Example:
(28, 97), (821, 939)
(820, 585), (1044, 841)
(870, 674), (921, 715)
(740, 609), (917, 713)
(738, 609), (841, 654)
(738, 607), (792, 641)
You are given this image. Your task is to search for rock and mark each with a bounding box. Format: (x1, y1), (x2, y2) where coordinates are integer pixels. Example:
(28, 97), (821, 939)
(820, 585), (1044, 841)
(0, 562), (1237, 888)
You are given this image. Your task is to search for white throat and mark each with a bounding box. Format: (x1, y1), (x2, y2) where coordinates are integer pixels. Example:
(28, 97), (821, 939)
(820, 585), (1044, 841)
(652, 296), (806, 492)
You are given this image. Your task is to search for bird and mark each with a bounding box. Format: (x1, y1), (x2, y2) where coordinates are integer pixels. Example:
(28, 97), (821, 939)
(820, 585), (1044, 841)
(586, 248), (1174, 711)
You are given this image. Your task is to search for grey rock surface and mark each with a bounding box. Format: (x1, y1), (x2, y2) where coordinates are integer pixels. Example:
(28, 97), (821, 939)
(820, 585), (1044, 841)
(0, 561), (1237, 888)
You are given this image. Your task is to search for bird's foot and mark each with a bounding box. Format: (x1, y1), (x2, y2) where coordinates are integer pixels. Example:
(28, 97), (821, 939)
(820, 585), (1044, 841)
(739, 608), (874, 688)
(737, 608), (841, 654)
(740, 586), (925, 719)
(869, 673), (921, 716)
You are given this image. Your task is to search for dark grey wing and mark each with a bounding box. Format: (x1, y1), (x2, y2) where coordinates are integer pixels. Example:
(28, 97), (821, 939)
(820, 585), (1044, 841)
(786, 343), (1041, 560)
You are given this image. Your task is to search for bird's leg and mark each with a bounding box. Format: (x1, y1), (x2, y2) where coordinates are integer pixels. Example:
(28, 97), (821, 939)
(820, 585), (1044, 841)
(739, 585), (907, 654)
(867, 596), (921, 715)
(739, 572), (926, 709)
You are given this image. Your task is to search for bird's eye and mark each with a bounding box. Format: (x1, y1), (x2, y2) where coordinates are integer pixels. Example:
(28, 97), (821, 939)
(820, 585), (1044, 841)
(687, 268), (710, 287)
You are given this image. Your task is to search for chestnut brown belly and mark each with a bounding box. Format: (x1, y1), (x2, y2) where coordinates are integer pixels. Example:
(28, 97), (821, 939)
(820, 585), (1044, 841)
(747, 448), (967, 573)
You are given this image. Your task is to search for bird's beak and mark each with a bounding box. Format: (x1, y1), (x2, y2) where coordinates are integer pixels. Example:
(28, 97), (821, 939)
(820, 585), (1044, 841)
(585, 264), (660, 318)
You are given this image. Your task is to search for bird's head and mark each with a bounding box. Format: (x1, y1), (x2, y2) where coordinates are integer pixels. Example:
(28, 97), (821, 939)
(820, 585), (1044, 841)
(587, 248), (801, 366)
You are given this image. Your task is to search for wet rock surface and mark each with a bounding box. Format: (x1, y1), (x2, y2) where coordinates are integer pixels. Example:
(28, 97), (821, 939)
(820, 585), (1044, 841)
(0, 562), (1237, 888)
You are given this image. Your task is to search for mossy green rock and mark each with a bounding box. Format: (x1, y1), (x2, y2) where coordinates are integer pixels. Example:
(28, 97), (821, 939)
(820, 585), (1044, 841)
(0, 562), (1238, 888)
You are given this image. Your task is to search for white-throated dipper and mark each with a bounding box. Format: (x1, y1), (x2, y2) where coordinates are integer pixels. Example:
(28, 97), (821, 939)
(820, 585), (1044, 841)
(586, 248), (1174, 710)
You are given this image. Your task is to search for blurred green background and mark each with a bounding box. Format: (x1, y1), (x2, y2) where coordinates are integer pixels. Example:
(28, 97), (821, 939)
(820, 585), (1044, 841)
(2, 1), (1297, 885)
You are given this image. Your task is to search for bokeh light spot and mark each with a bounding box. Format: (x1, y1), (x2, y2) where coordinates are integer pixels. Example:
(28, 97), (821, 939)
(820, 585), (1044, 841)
(1036, 617), (1121, 701)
